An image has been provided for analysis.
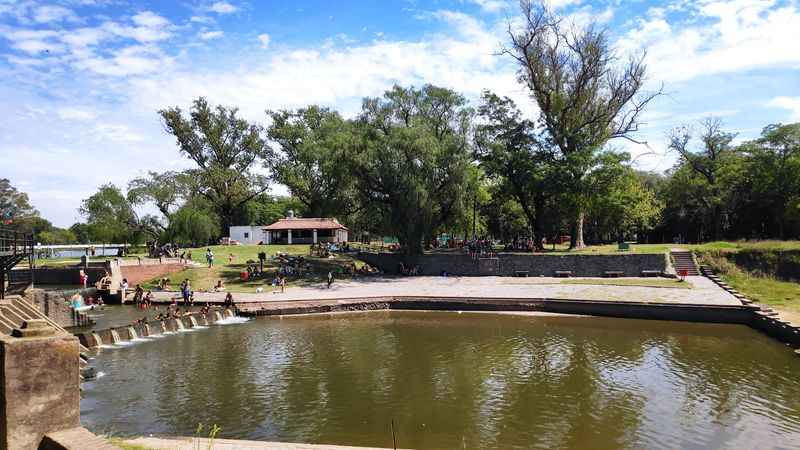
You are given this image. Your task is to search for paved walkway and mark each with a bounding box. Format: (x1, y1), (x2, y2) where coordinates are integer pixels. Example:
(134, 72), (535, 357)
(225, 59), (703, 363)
(149, 276), (739, 306)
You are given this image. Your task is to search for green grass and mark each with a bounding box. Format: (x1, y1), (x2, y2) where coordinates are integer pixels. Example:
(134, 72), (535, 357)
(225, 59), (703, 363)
(140, 244), (361, 293)
(559, 278), (692, 289)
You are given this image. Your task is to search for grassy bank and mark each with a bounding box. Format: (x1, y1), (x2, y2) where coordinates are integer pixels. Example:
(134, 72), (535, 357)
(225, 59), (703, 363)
(696, 247), (800, 318)
(139, 244), (362, 293)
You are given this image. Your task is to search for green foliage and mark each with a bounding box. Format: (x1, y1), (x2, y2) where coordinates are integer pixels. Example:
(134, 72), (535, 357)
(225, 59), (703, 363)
(351, 84), (473, 254)
(80, 184), (142, 244)
(243, 194), (305, 226)
(266, 106), (357, 218)
(0, 178), (38, 228)
(160, 97), (270, 234)
(166, 199), (220, 247)
(37, 228), (77, 245)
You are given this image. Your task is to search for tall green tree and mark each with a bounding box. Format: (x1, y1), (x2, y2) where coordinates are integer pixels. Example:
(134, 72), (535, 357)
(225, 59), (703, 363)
(80, 184), (144, 244)
(505, 0), (660, 248)
(159, 97), (269, 236)
(266, 106), (358, 218)
(165, 198), (220, 247)
(351, 84), (473, 255)
(743, 123), (800, 238)
(667, 118), (742, 241)
(474, 91), (556, 250)
(0, 178), (38, 228)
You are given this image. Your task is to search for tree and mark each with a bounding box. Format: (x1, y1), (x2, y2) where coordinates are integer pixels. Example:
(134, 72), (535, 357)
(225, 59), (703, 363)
(38, 228), (77, 245)
(165, 199), (219, 247)
(743, 123), (800, 238)
(474, 91), (556, 250)
(351, 84), (473, 255)
(0, 178), (38, 228)
(243, 194), (306, 227)
(266, 106), (358, 218)
(127, 171), (192, 219)
(667, 118), (742, 241)
(505, 0), (660, 248)
(80, 184), (142, 244)
(159, 97), (269, 236)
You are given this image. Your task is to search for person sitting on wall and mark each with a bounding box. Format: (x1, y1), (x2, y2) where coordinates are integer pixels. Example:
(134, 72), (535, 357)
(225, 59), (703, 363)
(224, 292), (234, 308)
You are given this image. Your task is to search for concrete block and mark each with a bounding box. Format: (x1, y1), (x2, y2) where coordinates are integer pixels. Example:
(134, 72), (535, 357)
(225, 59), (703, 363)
(0, 332), (80, 450)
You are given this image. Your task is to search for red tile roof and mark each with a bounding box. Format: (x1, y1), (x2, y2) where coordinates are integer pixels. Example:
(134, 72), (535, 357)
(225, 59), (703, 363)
(263, 218), (348, 231)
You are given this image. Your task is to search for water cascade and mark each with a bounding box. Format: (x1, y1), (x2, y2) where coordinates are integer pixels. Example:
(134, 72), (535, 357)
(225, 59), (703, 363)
(143, 323), (151, 336)
(92, 333), (103, 346)
(128, 326), (138, 340)
(202, 315), (209, 326)
(225, 309), (234, 318)
(175, 319), (185, 331)
(109, 329), (121, 344)
(160, 321), (167, 333)
(189, 315), (199, 327)
(214, 311), (223, 321)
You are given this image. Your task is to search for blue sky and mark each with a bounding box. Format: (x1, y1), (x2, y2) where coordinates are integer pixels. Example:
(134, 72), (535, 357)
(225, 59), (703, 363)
(2, 0), (799, 227)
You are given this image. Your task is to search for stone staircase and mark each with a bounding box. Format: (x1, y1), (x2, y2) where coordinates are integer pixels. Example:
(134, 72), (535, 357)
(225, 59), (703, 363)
(1, 294), (92, 379)
(670, 249), (699, 276)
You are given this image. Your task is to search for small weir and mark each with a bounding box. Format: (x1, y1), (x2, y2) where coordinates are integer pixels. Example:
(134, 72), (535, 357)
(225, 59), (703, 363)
(175, 319), (185, 331)
(160, 321), (167, 333)
(127, 326), (138, 340)
(215, 311), (223, 321)
(92, 333), (103, 346)
(109, 329), (121, 344)
(143, 323), (151, 336)
(189, 316), (199, 327)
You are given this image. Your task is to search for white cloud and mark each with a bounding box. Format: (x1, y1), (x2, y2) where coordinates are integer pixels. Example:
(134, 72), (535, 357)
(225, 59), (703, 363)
(33, 5), (78, 23)
(103, 11), (173, 43)
(467, 0), (509, 13)
(190, 16), (213, 24)
(57, 107), (96, 121)
(617, 0), (800, 83)
(257, 33), (271, 48)
(199, 30), (224, 40)
(768, 96), (800, 121)
(208, 2), (238, 14)
(75, 45), (174, 76)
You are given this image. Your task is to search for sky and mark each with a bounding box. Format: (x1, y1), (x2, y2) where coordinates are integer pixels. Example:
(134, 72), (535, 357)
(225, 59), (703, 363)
(1, 0), (799, 228)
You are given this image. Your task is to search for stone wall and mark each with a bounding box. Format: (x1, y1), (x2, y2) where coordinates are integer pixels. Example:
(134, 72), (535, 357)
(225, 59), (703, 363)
(358, 252), (668, 277)
(9, 266), (107, 286)
(119, 263), (186, 286)
(22, 289), (93, 329)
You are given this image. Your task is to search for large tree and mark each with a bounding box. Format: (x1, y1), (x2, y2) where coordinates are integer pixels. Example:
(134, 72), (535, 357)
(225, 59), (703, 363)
(505, 0), (660, 248)
(743, 123), (800, 239)
(474, 91), (556, 250)
(351, 84), (473, 255)
(0, 178), (38, 228)
(266, 106), (358, 218)
(80, 184), (144, 244)
(667, 118), (742, 241)
(159, 97), (269, 236)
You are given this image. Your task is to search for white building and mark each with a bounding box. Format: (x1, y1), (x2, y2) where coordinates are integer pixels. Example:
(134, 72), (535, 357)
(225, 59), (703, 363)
(263, 217), (348, 244)
(228, 226), (265, 245)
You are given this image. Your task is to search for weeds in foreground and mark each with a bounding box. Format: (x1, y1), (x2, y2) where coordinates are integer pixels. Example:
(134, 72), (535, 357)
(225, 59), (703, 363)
(193, 423), (222, 450)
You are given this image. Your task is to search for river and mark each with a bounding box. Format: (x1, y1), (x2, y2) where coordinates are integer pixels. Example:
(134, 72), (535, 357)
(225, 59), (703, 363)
(80, 310), (800, 449)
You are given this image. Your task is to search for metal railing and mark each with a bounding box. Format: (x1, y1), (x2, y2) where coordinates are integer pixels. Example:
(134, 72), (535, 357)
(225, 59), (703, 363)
(0, 227), (35, 299)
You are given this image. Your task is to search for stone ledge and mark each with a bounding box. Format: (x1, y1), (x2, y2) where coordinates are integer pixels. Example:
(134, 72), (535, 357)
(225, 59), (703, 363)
(39, 427), (120, 450)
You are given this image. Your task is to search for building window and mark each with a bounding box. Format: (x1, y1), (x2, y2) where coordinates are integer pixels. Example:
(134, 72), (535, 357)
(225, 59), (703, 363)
(244, 232), (249, 239)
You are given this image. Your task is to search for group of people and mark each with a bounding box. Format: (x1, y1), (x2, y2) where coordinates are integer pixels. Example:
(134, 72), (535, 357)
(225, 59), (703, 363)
(466, 239), (496, 259)
(130, 284), (154, 309)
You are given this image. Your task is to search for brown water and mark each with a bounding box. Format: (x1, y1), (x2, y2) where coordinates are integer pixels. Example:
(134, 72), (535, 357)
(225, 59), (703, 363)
(80, 311), (800, 449)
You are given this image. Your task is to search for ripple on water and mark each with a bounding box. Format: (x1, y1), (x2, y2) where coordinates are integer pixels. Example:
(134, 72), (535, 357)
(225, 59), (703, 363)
(81, 311), (800, 450)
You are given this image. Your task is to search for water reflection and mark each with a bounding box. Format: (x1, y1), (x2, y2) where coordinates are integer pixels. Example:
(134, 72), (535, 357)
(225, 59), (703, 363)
(81, 311), (800, 449)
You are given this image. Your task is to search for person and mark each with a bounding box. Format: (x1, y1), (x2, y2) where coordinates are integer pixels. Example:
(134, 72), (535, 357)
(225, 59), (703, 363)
(206, 248), (214, 268)
(187, 250), (192, 263)
(181, 279), (191, 306)
(224, 292), (234, 308)
(78, 269), (88, 289)
(180, 251), (186, 264)
(120, 278), (129, 302)
(133, 284), (144, 307)
(280, 275), (286, 293)
(228, 253), (235, 264)
(144, 290), (153, 308)
(327, 271), (334, 289)
(214, 279), (225, 292)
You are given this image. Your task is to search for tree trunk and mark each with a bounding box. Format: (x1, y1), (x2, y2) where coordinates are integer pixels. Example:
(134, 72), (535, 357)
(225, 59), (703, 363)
(570, 210), (586, 250)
